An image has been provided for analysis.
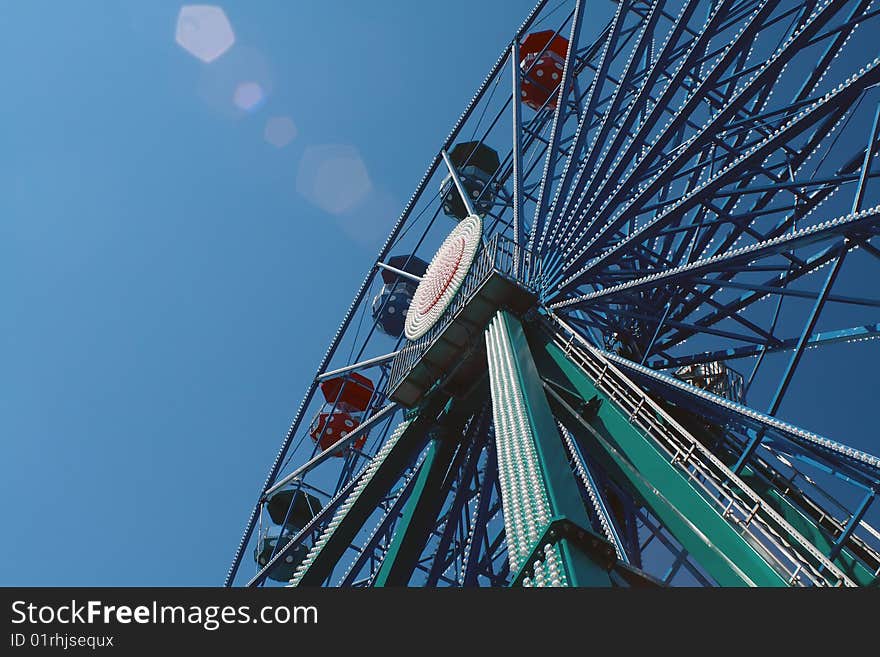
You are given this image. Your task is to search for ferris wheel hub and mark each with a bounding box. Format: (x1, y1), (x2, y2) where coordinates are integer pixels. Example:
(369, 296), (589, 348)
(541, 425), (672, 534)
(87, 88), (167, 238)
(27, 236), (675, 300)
(405, 215), (484, 341)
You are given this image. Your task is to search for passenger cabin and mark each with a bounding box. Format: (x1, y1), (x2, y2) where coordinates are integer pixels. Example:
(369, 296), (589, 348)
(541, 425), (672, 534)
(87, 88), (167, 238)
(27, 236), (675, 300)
(519, 30), (570, 110)
(308, 372), (375, 456)
(254, 532), (309, 582)
(266, 488), (323, 529)
(255, 489), (323, 582)
(371, 254), (428, 337)
(440, 141), (500, 220)
(675, 362), (745, 404)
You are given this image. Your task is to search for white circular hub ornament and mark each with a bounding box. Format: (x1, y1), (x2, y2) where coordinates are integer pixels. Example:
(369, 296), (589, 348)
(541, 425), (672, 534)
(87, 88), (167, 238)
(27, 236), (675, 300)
(404, 214), (482, 341)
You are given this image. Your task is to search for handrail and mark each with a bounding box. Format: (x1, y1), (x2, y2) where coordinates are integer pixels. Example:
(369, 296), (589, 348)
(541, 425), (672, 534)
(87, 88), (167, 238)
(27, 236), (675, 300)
(543, 312), (856, 587)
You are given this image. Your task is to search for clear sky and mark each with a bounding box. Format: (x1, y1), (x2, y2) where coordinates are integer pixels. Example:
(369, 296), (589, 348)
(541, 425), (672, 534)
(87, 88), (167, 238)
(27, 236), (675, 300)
(1, 0), (536, 585)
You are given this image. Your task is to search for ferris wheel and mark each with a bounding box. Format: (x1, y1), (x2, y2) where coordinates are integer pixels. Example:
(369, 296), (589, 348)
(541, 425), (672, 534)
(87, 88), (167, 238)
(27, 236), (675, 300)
(227, 0), (880, 587)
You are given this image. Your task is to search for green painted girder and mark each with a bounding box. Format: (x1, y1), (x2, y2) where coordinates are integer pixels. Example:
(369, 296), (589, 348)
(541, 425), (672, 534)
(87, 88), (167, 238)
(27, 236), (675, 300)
(372, 393), (489, 586)
(486, 311), (612, 587)
(662, 404), (878, 585)
(373, 432), (459, 586)
(529, 328), (790, 587)
(736, 463), (877, 586)
(289, 397), (447, 587)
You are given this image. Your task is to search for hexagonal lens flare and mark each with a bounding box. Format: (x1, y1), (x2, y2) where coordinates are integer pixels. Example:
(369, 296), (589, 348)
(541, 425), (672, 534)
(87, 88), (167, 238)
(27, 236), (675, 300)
(175, 5), (235, 64)
(264, 116), (297, 148)
(296, 145), (372, 215)
(233, 81), (265, 111)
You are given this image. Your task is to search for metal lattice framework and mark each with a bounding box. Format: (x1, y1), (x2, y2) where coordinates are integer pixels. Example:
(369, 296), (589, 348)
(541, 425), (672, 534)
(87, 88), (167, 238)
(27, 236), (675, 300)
(227, 0), (880, 588)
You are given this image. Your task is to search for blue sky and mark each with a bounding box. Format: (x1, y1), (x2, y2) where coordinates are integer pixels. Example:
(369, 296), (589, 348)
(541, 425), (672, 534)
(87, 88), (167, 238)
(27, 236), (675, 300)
(1, 1), (535, 585)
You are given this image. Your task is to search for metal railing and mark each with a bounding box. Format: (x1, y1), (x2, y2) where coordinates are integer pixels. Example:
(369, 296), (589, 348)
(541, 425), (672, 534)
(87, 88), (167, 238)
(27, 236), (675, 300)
(544, 313), (856, 587)
(388, 235), (533, 394)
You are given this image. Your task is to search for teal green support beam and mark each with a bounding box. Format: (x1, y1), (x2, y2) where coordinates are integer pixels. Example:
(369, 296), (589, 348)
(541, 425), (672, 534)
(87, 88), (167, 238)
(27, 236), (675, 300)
(486, 311), (612, 587)
(530, 328), (789, 587)
(735, 464), (878, 586)
(652, 400), (877, 583)
(373, 433), (458, 586)
(289, 397), (447, 587)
